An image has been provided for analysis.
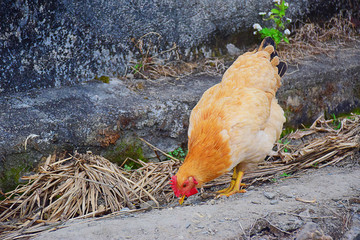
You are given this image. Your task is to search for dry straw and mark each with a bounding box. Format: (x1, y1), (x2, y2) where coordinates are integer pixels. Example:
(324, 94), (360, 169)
(278, 12), (360, 63)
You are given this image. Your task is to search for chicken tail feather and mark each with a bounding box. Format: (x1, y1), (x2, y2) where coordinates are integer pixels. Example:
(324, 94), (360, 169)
(258, 37), (276, 51)
(277, 61), (287, 77)
(259, 37), (287, 77)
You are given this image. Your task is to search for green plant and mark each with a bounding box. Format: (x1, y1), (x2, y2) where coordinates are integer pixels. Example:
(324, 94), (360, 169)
(279, 172), (291, 178)
(123, 164), (134, 170)
(253, 0), (291, 44)
(132, 62), (144, 74)
(280, 127), (294, 139)
(331, 113), (341, 130)
(312, 162), (319, 168)
(278, 138), (291, 152)
(168, 147), (187, 160)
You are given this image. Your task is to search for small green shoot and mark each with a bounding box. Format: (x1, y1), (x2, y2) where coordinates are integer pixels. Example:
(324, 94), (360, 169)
(278, 138), (291, 153)
(279, 172), (291, 178)
(132, 62), (144, 74)
(280, 127), (294, 139)
(331, 113), (341, 130)
(312, 162), (319, 168)
(124, 164), (133, 170)
(167, 147), (187, 161)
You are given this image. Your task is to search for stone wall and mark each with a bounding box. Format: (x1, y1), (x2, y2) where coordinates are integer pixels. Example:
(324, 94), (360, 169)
(0, 0), (350, 93)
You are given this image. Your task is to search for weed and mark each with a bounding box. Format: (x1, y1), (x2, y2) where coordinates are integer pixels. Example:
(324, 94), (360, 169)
(167, 147), (187, 161)
(331, 113), (342, 130)
(280, 127), (294, 139)
(279, 172), (291, 178)
(312, 162), (319, 168)
(278, 138), (291, 152)
(123, 164), (133, 171)
(253, 0), (291, 44)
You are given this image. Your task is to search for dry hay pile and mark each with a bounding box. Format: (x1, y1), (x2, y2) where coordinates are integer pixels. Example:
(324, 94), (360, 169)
(0, 154), (181, 239)
(1, 115), (359, 239)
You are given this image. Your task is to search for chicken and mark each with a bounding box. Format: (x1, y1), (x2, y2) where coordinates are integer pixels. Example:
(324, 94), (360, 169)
(170, 37), (287, 204)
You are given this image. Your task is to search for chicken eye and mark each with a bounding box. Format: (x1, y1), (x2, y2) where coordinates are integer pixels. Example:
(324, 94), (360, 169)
(183, 183), (187, 187)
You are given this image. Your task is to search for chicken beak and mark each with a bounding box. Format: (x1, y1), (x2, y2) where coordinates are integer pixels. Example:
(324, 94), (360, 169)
(179, 195), (186, 205)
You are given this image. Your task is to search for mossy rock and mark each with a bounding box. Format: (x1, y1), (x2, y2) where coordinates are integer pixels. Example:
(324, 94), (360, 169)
(103, 141), (147, 170)
(0, 153), (33, 194)
(94, 75), (110, 83)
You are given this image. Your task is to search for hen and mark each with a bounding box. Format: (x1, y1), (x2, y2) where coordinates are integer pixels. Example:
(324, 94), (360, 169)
(170, 37), (287, 204)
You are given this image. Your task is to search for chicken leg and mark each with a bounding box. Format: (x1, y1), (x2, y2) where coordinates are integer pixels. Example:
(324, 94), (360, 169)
(217, 164), (246, 197)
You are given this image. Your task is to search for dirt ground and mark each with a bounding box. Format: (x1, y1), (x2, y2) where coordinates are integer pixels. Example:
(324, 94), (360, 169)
(33, 160), (360, 240)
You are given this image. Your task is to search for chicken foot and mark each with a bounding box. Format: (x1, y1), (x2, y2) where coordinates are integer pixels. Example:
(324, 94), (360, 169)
(216, 164), (246, 197)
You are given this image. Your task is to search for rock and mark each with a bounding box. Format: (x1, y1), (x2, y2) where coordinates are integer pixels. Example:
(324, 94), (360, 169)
(0, 0), (355, 94)
(226, 43), (241, 56)
(263, 191), (276, 200)
(270, 200), (279, 205)
(283, 192), (295, 199)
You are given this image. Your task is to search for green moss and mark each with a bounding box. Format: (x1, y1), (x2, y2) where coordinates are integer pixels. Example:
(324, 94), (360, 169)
(336, 108), (360, 118)
(94, 75), (110, 83)
(0, 153), (32, 194)
(103, 141), (147, 170)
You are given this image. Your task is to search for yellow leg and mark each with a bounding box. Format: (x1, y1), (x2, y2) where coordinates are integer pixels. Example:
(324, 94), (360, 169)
(217, 167), (238, 194)
(216, 165), (246, 197)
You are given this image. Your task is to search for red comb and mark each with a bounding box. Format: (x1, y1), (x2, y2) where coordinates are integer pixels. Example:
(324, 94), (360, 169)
(170, 175), (180, 197)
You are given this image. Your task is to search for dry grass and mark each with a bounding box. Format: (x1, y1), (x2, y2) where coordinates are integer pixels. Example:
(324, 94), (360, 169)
(125, 13), (360, 81)
(1, 114), (359, 239)
(126, 32), (225, 81)
(278, 13), (360, 63)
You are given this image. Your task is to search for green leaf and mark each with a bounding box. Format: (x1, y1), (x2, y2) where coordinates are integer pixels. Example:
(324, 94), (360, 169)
(271, 9), (280, 14)
(279, 10), (285, 17)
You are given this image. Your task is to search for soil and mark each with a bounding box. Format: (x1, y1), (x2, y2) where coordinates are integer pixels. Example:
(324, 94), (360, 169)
(34, 160), (360, 240)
